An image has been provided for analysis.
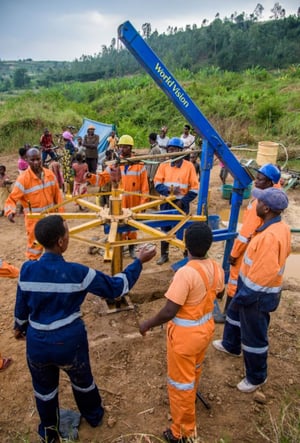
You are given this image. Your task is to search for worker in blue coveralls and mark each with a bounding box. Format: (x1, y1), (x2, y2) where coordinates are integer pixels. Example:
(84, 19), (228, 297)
(13, 214), (156, 442)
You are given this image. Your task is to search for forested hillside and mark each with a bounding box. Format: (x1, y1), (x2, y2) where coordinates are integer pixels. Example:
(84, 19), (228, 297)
(1, 4), (300, 157)
(1, 66), (300, 155)
(1, 7), (300, 91)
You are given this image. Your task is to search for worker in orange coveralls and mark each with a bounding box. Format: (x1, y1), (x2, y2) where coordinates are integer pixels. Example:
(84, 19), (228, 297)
(0, 258), (19, 371)
(213, 187), (291, 393)
(4, 147), (64, 260)
(87, 134), (149, 259)
(154, 137), (199, 265)
(221, 163), (281, 320)
(139, 222), (224, 443)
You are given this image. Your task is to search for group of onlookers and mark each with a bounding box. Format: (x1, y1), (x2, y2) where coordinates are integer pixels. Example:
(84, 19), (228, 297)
(0, 120), (292, 443)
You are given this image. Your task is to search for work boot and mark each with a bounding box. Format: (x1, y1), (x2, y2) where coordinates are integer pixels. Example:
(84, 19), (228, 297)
(129, 245), (136, 259)
(157, 241), (169, 265)
(163, 428), (188, 442)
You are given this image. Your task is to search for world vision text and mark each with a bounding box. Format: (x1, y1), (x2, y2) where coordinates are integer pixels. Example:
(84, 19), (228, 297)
(154, 63), (189, 108)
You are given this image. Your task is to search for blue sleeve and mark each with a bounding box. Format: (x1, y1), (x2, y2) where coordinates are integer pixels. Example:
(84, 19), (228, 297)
(181, 190), (197, 205)
(87, 259), (143, 300)
(155, 183), (169, 196)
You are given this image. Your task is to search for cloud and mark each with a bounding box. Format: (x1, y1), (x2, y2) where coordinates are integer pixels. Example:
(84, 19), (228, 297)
(1, 0), (299, 60)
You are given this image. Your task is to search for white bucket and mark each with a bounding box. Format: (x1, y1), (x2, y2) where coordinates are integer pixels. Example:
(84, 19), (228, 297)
(256, 141), (279, 166)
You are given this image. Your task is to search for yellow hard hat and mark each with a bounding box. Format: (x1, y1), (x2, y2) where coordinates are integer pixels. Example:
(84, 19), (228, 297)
(118, 134), (134, 146)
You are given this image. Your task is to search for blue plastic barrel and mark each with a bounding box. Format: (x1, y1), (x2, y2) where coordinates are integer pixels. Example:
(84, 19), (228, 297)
(208, 215), (220, 230)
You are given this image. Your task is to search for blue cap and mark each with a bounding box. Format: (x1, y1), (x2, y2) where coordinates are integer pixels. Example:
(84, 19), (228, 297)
(252, 187), (288, 211)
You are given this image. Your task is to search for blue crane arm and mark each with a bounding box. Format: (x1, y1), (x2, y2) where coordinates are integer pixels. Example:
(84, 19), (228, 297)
(118, 20), (252, 188)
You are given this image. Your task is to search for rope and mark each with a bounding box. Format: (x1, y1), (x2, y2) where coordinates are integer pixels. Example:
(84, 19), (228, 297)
(278, 142), (289, 169)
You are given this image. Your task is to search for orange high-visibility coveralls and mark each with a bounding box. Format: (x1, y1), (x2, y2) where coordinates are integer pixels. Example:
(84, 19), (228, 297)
(90, 165), (149, 240)
(119, 163), (149, 240)
(165, 259), (224, 439)
(4, 168), (64, 260)
(227, 198), (263, 297)
(154, 159), (199, 201)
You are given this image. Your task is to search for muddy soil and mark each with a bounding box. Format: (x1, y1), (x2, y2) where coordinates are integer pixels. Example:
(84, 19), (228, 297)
(0, 152), (299, 443)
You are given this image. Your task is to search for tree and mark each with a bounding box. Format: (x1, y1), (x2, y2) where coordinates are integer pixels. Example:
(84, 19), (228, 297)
(234, 12), (245, 25)
(13, 68), (30, 88)
(253, 3), (264, 20)
(142, 23), (151, 38)
(270, 2), (285, 19)
(110, 38), (116, 50)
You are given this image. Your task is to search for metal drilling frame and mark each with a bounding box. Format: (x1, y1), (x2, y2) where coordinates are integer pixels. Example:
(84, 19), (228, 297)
(118, 21), (253, 282)
(29, 20), (253, 293)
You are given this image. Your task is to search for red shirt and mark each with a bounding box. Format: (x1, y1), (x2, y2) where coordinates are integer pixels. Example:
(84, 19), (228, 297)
(40, 133), (54, 151)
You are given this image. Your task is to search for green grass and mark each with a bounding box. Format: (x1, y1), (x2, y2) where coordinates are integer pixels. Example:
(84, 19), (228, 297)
(0, 68), (300, 173)
(257, 397), (300, 443)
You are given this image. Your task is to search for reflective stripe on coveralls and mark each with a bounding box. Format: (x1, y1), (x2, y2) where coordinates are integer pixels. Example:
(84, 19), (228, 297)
(120, 163), (149, 207)
(167, 260), (219, 439)
(172, 312), (212, 327)
(154, 160), (199, 198)
(222, 217), (291, 383)
(227, 198), (262, 297)
(27, 321), (103, 441)
(90, 164), (149, 240)
(4, 167), (64, 260)
(120, 163), (149, 240)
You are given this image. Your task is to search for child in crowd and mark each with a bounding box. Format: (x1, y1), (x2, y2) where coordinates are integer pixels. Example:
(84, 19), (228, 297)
(107, 130), (119, 151)
(63, 131), (76, 160)
(62, 131), (75, 194)
(75, 136), (86, 160)
(72, 153), (89, 210)
(0, 165), (13, 216)
(48, 158), (64, 192)
(18, 148), (29, 174)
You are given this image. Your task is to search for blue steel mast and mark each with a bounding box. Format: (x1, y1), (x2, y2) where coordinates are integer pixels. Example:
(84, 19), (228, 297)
(118, 21), (253, 282)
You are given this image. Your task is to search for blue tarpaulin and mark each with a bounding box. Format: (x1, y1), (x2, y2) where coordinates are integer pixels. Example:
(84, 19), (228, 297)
(76, 117), (116, 158)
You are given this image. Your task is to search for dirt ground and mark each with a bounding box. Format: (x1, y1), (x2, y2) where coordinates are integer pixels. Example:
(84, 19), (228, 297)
(0, 152), (299, 443)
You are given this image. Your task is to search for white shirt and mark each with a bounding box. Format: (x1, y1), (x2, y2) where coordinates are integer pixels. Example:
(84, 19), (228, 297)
(180, 133), (195, 149)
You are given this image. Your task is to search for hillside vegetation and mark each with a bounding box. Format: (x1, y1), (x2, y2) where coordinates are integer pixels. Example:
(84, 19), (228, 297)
(0, 66), (300, 157)
(1, 7), (300, 162)
(1, 10), (300, 89)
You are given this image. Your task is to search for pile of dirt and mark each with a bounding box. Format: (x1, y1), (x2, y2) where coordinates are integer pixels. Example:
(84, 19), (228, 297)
(0, 152), (299, 443)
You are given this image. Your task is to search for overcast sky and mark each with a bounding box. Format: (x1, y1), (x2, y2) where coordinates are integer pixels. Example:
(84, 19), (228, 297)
(1, 0), (299, 61)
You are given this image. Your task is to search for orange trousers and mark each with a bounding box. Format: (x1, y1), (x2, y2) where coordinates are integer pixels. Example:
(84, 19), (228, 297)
(167, 323), (213, 439)
(25, 217), (43, 260)
(121, 231), (137, 241)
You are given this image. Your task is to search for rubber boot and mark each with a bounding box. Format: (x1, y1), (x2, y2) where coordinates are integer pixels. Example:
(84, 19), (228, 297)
(129, 245), (136, 259)
(156, 241), (169, 265)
